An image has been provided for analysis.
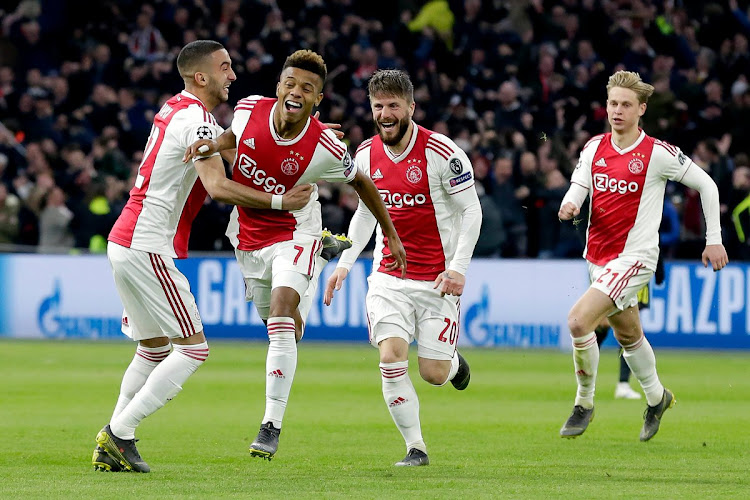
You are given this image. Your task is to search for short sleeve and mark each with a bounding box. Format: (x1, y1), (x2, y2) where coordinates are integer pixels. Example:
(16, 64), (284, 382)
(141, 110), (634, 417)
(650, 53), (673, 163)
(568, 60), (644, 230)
(173, 105), (224, 152)
(313, 128), (357, 183)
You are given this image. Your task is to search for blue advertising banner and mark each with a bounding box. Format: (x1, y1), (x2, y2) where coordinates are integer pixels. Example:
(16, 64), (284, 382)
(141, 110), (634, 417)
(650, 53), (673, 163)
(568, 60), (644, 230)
(0, 253), (748, 349)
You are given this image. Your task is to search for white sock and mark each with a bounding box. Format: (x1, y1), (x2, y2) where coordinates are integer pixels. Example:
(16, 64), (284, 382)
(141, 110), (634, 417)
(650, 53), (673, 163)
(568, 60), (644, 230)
(110, 342), (209, 439)
(380, 361), (426, 453)
(298, 256), (326, 322)
(111, 344), (171, 420)
(572, 332), (599, 409)
(621, 336), (664, 406)
(438, 354), (460, 386)
(262, 317), (297, 428)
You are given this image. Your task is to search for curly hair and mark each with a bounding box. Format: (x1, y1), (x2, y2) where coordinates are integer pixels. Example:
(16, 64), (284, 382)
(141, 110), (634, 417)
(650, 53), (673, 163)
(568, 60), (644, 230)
(282, 50), (327, 86)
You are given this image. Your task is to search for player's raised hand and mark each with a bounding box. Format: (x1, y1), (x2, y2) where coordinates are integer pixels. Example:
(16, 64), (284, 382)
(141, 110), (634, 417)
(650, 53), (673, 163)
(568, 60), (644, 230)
(558, 202), (580, 221)
(384, 234), (407, 278)
(281, 184), (314, 210)
(702, 243), (729, 271)
(324, 267), (349, 306)
(314, 111), (344, 140)
(433, 270), (465, 297)
(183, 139), (218, 163)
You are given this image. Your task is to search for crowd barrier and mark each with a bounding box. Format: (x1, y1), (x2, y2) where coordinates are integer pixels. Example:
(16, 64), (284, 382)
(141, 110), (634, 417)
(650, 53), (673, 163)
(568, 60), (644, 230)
(0, 254), (747, 349)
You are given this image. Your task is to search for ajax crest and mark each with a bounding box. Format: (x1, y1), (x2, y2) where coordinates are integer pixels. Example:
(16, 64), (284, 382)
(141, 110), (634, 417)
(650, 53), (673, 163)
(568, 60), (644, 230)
(281, 157), (300, 175)
(406, 165), (422, 184)
(628, 158), (644, 174)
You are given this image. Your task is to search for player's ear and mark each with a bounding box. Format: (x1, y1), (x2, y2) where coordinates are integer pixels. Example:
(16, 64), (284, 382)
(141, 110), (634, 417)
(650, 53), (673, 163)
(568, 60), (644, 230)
(315, 92), (323, 107)
(194, 71), (207, 88)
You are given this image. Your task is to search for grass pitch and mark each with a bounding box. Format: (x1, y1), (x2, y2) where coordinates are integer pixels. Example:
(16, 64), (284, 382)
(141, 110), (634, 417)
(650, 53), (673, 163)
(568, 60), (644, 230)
(0, 340), (748, 499)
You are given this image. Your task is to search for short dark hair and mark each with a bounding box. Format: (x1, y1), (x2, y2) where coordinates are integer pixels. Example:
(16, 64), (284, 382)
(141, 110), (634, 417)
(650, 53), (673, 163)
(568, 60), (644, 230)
(176, 40), (225, 78)
(367, 69), (414, 104)
(282, 50), (327, 86)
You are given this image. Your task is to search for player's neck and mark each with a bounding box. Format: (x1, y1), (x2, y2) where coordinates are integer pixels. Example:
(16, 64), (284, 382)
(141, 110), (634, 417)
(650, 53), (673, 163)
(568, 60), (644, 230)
(611, 127), (640, 149)
(272, 110), (305, 139)
(184, 86), (218, 112)
(385, 121), (414, 156)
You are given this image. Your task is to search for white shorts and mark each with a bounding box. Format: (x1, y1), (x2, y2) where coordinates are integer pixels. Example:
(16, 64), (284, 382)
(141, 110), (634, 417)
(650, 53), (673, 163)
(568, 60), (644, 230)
(235, 236), (322, 320)
(589, 256), (652, 311)
(366, 272), (460, 360)
(107, 242), (202, 341)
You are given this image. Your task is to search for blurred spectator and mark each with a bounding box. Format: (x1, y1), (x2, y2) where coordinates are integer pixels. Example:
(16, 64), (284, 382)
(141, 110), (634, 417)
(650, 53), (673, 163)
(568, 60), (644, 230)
(0, 182), (20, 244)
(38, 185), (73, 252)
(0, 0), (746, 259)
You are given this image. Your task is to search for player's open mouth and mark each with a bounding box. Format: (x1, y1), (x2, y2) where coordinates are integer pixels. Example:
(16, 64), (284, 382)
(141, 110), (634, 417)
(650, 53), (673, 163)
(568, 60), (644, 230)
(285, 101), (303, 112)
(380, 122), (396, 130)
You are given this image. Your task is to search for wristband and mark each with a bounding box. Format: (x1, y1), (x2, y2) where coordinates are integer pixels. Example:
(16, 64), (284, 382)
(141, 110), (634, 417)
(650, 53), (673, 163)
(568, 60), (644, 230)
(271, 194), (283, 210)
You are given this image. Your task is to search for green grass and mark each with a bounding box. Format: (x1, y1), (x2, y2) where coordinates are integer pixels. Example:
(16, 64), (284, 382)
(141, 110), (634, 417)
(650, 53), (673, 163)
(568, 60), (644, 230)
(0, 340), (748, 499)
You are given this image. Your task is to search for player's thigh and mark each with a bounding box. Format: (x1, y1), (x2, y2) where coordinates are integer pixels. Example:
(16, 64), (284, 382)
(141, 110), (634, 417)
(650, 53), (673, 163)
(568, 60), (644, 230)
(108, 243), (202, 340)
(270, 237), (319, 296)
(414, 290), (460, 361)
(589, 257), (652, 312)
(366, 273), (416, 348)
(235, 247), (273, 320)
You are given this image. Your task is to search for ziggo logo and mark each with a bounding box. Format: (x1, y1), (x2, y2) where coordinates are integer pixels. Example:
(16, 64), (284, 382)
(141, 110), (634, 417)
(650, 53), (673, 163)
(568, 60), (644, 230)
(237, 154), (286, 194)
(593, 173), (639, 194)
(379, 189), (427, 208)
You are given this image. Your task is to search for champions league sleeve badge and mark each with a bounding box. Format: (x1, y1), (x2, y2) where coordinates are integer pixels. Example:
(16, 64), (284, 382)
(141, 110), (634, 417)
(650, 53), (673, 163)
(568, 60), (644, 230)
(196, 125), (213, 140)
(449, 158), (463, 175)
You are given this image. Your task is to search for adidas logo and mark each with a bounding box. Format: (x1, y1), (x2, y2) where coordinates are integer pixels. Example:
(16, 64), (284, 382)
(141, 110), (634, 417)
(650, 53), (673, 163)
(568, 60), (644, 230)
(595, 158), (607, 167)
(243, 138), (256, 149)
(372, 168), (383, 180)
(268, 369), (285, 378)
(122, 317), (129, 326)
(389, 396), (408, 407)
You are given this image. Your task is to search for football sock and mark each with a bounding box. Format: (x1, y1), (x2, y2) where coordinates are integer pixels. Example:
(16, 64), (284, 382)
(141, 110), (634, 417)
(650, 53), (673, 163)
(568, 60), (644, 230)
(380, 361), (426, 453)
(572, 332), (599, 409)
(262, 317), (297, 428)
(111, 344), (171, 420)
(442, 354), (460, 386)
(110, 342), (209, 440)
(621, 335), (664, 406)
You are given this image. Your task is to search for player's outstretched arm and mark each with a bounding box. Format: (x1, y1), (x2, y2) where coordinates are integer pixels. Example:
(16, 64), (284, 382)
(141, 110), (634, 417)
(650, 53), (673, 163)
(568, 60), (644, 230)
(679, 165), (728, 271)
(194, 156), (312, 209)
(349, 170), (407, 277)
(324, 267), (349, 306)
(183, 129), (237, 163)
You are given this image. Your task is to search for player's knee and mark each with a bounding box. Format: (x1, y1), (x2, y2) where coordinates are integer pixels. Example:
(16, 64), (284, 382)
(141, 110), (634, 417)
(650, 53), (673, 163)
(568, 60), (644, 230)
(419, 361), (450, 386)
(567, 313), (591, 338)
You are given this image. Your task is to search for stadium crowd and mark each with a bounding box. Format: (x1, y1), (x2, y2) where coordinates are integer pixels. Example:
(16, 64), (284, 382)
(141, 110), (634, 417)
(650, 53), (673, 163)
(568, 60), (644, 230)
(0, 0), (749, 259)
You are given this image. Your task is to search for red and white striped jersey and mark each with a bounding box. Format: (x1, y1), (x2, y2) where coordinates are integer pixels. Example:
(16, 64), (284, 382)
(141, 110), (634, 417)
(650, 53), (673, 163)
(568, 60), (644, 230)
(225, 96), (355, 251)
(571, 130), (692, 269)
(109, 91), (224, 258)
(338, 124), (481, 280)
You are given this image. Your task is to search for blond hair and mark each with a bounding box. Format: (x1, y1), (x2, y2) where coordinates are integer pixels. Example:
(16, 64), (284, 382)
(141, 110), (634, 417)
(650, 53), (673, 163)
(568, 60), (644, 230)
(606, 70), (655, 104)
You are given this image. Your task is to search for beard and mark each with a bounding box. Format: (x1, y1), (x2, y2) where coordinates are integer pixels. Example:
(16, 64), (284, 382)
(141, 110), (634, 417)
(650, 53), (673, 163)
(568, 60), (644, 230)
(377, 115), (411, 146)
